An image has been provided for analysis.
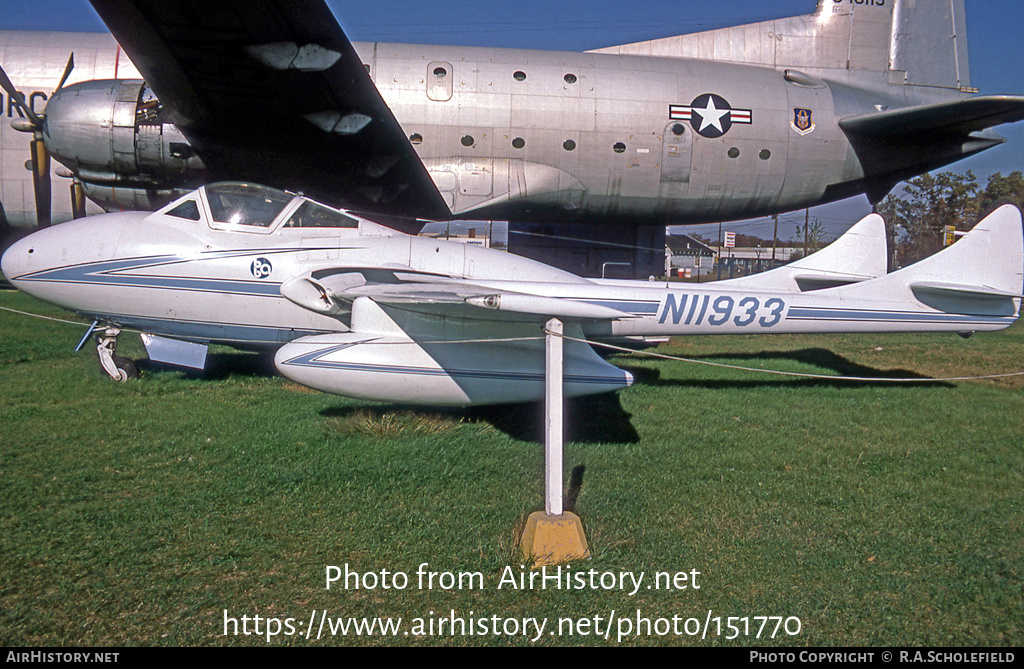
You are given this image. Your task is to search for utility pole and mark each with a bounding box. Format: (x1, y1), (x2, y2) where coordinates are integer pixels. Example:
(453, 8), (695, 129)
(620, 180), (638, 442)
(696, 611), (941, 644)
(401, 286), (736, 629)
(771, 214), (778, 268)
(804, 208), (809, 257)
(717, 220), (722, 281)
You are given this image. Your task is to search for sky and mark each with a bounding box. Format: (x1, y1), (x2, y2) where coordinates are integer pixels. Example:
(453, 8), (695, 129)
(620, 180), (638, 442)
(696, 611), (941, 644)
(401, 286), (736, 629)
(1, 0), (1022, 241)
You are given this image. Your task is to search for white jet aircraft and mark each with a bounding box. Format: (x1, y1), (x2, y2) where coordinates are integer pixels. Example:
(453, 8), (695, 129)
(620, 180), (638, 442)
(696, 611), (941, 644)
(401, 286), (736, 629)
(3, 182), (1019, 405)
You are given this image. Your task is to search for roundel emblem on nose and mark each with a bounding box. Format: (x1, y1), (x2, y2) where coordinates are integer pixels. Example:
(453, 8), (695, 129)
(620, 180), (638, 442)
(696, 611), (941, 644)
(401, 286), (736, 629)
(251, 257), (273, 278)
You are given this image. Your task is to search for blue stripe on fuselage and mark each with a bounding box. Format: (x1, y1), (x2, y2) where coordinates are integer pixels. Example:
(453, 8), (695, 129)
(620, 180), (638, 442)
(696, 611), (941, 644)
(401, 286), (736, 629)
(579, 298), (660, 315)
(787, 306), (1014, 326)
(15, 252), (284, 297)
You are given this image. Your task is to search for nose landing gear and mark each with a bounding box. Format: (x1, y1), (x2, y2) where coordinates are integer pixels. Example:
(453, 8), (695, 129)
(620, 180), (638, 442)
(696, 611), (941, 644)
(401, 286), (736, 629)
(96, 327), (138, 381)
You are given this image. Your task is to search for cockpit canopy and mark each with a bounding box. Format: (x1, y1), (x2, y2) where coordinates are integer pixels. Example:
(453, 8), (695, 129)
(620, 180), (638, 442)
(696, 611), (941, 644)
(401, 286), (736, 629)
(159, 182), (389, 235)
(205, 182), (294, 228)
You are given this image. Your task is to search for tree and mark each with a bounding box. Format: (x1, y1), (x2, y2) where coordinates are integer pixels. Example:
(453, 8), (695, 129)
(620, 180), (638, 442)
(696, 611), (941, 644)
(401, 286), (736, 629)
(876, 171), (981, 268)
(976, 170), (1024, 214)
(734, 233), (771, 247)
(787, 218), (830, 261)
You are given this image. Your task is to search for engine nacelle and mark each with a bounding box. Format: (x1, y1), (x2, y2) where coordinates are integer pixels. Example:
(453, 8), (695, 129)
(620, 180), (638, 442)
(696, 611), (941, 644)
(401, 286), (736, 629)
(76, 182), (193, 213)
(43, 79), (206, 192)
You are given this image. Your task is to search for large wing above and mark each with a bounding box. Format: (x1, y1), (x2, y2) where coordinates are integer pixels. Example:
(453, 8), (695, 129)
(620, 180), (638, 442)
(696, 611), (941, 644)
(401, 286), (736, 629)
(838, 95), (1024, 200)
(87, 0), (450, 220)
(839, 95), (1024, 137)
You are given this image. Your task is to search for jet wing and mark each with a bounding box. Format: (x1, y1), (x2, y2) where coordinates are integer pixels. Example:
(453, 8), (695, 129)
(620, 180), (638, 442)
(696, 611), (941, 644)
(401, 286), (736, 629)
(87, 0), (450, 220)
(275, 271), (634, 406)
(280, 272), (631, 322)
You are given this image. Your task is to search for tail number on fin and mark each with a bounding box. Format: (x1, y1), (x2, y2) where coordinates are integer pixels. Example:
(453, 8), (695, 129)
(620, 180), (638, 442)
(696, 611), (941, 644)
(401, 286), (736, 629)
(833, 0), (885, 7)
(658, 294), (786, 327)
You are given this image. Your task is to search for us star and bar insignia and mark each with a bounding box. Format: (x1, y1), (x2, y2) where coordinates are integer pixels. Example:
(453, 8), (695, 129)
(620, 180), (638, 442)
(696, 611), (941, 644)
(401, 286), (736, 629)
(670, 94), (753, 138)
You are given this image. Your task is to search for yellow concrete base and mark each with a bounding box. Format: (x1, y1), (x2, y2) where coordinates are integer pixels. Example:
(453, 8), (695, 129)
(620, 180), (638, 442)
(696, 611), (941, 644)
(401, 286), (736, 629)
(519, 511), (590, 568)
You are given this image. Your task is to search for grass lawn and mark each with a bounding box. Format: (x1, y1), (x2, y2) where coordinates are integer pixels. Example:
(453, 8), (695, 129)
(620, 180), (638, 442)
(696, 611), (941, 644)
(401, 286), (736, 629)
(1, 288), (1021, 646)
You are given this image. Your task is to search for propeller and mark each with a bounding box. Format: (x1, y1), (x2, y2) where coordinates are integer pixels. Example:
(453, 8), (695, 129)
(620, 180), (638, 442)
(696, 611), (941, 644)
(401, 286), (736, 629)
(0, 53), (74, 228)
(70, 179), (86, 220)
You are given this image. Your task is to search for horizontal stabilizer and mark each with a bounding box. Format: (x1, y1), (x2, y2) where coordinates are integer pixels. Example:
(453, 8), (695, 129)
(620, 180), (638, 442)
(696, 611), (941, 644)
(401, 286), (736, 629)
(840, 96), (1024, 138)
(909, 281), (1024, 301)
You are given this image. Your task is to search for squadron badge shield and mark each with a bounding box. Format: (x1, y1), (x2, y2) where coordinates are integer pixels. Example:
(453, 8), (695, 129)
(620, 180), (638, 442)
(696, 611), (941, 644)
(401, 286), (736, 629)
(791, 108), (816, 136)
(670, 94), (753, 138)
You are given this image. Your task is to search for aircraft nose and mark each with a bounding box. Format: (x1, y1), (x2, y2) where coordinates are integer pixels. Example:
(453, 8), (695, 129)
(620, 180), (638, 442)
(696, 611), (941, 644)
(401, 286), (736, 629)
(1, 212), (142, 306)
(1, 234), (32, 284)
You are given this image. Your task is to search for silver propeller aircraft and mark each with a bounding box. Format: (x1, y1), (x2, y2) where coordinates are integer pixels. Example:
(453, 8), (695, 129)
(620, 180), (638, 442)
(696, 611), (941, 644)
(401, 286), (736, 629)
(3, 182), (1020, 405)
(1, 0), (1023, 277)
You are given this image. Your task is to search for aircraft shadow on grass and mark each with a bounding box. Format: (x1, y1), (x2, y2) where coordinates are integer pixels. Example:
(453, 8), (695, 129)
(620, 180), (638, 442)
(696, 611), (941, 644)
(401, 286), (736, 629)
(136, 345), (950, 443)
(140, 349), (641, 443)
(613, 347), (953, 391)
(138, 351), (279, 380)
(318, 390), (641, 445)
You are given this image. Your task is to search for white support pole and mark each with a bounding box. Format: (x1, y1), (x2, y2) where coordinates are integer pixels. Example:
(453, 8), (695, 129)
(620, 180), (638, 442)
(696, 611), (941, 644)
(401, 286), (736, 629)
(521, 317), (588, 566)
(545, 317), (564, 517)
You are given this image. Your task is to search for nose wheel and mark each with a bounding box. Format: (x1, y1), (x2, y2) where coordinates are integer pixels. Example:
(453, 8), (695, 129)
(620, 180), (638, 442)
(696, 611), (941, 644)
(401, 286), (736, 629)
(96, 327), (138, 381)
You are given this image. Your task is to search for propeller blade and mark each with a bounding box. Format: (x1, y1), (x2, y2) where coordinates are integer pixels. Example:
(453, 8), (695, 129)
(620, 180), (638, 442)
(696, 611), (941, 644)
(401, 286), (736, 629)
(31, 137), (51, 228)
(5, 52), (75, 228)
(55, 53), (75, 93)
(0, 62), (42, 128)
(70, 179), (86, 220)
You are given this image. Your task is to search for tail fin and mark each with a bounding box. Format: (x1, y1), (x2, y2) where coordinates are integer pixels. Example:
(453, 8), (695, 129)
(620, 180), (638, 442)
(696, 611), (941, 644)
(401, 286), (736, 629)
(591, 0), (971, 91)
(715, 213), (887, 293)
(836, 205), (1023, 318)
